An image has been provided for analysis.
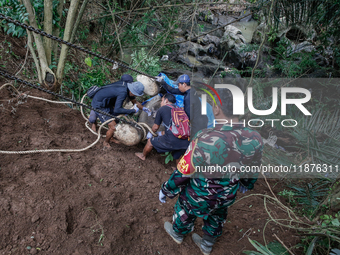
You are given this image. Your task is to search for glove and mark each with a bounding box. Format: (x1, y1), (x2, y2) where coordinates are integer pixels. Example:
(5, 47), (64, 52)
(159, 190), (166, 203)
(143, 107), (152, 116)
(157, 131), (163, 137)
(146, 132), (153, 139)
(155, 76), (163, 83)
(239, 185), (248, 194)
(133, 104), (139, 113)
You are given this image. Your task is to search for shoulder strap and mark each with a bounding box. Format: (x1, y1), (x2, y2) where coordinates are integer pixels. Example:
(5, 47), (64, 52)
(162, 104), (174, 131)
(166, 104), (175, 109)
(102, 80), (126, 89)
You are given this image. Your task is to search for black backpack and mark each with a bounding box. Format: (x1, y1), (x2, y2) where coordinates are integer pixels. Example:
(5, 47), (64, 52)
(86, 86), (101, 98)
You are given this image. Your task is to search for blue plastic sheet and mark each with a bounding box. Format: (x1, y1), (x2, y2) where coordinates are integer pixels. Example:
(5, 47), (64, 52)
(199, 97), (215, 128)
(141, 93), (163, 105)
(143, 73), (215, 129)
(158, 73), (184, 108)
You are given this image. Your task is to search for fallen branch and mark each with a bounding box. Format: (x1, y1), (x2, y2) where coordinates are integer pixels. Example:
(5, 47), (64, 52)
(273, 233), (295, 255)
(15, 39), (29, 76)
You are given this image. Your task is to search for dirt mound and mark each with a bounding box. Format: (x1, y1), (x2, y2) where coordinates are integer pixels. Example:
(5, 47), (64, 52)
(0, 86), (301, 254)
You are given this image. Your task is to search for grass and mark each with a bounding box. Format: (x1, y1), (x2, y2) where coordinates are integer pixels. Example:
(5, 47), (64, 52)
(85, 207), (105, 246)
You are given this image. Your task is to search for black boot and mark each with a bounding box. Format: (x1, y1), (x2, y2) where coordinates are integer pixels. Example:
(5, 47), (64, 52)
(192, 233), (217, 255)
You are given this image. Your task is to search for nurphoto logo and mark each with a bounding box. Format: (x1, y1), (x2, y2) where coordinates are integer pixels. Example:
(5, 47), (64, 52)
(200, 84), (312, 128)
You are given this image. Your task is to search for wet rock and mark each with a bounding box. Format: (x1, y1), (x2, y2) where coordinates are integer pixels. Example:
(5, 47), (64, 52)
(288, 41), (314, 55)
(176, 52), (228, 76)
(222, 25), (246, 44)
(176, 40), (222, 70)
(313, 54), (330, 67)
(219, 25), (257, 69)
(198, 10), (214, 24)
(240, 10), (252, 22)
(197, 65), (226, 76)
(174, 28), (185, 36)
(177, 41), (216, 56)
(201, 34), (220, 47)
(214, 15), (236, 26)
(196, 55), (222, 66)
(251, 23), (265, 44)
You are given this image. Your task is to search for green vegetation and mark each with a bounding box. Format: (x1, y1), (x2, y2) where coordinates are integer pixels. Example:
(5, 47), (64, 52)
(62, 57), (111, 101)
(0, 0), (28, 37)
(272, 38), (319, 78)
(244, 239), (290, 255)
(161, 151), (174, 164)
(130, 48), (161, 79)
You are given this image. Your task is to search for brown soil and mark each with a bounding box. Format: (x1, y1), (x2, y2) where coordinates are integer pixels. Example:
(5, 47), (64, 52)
(0, 87), (302, 255)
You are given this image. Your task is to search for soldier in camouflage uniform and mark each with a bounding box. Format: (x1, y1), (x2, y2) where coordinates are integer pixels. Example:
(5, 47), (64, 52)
(159, 87), (263, 255)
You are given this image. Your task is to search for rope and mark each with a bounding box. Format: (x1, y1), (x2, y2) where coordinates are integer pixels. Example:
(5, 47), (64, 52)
(79, 93), (156, 139)
(1, 82), (75, 104)
(0, 83), (132, 154)
(27, 95), (76, 104)
(0, 14), (170, 139)
(0, 69), (141, 129)
(0, 119), (110, 154)
(117, 115), (157, 139)
(0, 13), (164, 151)
(0, 14), (155, 79)
(0, 81), (157, 154)
(0, 84), (158, 154)
(0, 83), (114, 154)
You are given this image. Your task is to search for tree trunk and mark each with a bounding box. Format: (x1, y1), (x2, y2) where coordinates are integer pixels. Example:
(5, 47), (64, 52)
(27, 30), (43, 84)
(22, 0), (55, 88)
(70, 0), (90, 44)
(43, 0), (53, 66)
(56, 0), (80, 85)
(52, 0), (64, 63)
(107, 0), (124, 60)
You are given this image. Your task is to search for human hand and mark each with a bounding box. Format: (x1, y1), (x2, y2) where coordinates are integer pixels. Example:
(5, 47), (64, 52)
(143, 107), (152, 116)
(146, 132), (153, 139)
(133, 104), (139, 113)
(155, 76), (163, 83)
(239, 185), (248, 194)
(159, 189), (166, 203)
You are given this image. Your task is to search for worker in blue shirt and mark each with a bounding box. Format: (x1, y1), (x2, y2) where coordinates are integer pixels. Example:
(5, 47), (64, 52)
(157, 74), (208, 138)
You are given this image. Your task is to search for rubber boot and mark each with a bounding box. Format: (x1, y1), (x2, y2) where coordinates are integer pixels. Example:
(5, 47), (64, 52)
(164, 222), (184, 244)
(192, 233), (217, 255)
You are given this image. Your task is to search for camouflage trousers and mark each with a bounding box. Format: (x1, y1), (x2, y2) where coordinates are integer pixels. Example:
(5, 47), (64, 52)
(172, 197), (229, 238)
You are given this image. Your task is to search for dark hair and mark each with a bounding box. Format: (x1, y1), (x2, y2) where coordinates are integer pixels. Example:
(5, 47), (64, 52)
(211, 78), (246, 117)
(182, 82), (190, 86)
(214, 88), (234, 117)
(121, 74), (133, 83)
(163, 93), (176, 104)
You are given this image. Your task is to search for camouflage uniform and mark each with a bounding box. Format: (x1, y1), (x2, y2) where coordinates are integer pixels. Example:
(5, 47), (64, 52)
(161, 124), (263, 238)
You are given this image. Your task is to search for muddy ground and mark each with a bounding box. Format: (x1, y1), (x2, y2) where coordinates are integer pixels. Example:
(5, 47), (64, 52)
(0, 86), (302, 255)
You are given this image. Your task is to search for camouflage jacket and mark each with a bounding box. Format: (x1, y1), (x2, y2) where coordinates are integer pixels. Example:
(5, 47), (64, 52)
(161, 124), (263, 215)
